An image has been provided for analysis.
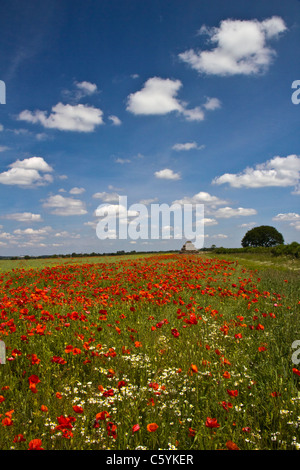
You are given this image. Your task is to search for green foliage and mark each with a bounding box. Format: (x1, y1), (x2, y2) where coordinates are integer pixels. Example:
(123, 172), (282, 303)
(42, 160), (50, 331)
(214, 242), (300, 259)
(271, 242), (300, 258)
(241, 225), (284, 248)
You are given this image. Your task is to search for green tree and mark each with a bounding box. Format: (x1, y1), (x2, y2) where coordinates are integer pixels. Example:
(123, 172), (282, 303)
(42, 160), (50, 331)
(241, 225), (284, 248)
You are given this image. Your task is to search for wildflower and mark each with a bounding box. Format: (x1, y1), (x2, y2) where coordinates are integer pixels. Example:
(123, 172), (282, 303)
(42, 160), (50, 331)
(28, 439), (44, 450)
(149, 382), (159, 390)
(96, 410), (110, 421)
(188, 427), (196, 437)
(54, 415), (76, 431)
(226, 440), (239, 450)
(51, 356), (67, 365)
(132, 424), (140, 434)
(94, 410), (110, 428)
(147, 423), (158, 432)
(41, 405), (48, 412)
(293, 368), (300, 377)
(13, 434), (26, 443)
(220, 401), (233, 411)
(117, 380), (127, 389)
(271, 392), (281, 397)
(73, 405), (84, 413)
(28, 374), (40, 393)
(28, 353), (40, 365)
(205, 417), (220, 428)
(147, 397), (155, 406)
(2, 417), (13, 426)
(242, 427), (251, 432)
(171, 328), (180, 338)
(72, 347), (81, 355)
(223, 371), (231, 379)
(107, 421), (117, 439)
(190, 364), (198, 374)
(227, 389), (238, 397)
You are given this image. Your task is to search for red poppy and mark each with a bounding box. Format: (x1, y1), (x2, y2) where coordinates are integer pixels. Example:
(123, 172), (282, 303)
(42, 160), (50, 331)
(72, 405), (84, 413)
(72, 347), (81, 355)
(2, 417), (13, 426)
(28, 374), (40, 394)
(227, 389), (238, 397)
(171, 328), (180, 338)
(205, 417), (220, 428)
(117, 380), (127, 389)
(107, 421), (117, 439)
(54, 415), (76, 431)
(220, 401), (233, 411)
(28, 439), (44, 450)
(226, 440), (239, 450)
(95, 410), (110, 421)
(51, 356), (67, 365)
(132, 424), (140, 434)
(147, 422), (158, 432)
(13, 434), (26, 443)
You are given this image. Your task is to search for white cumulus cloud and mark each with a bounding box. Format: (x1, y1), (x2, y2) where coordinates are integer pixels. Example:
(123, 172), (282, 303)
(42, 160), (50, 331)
(213, 207), (257, 218)
(126, 76), (220, 121)
(42, 194), (87, 216)
(108, 115), (122, 125)
(0, 157), (53, 187)
(179, 16), (287, 76)
(3, 212), (43, 222)
(213, 155), (300, 190)
(75, 81), (97, 95)
(69, 187), (86, 195)
(272, 213), (300, 221)
(18, 102), (104, 132)
(154, 168), (181, 180)
(172, 191), (227, 206)
(92, 192), (121, 203)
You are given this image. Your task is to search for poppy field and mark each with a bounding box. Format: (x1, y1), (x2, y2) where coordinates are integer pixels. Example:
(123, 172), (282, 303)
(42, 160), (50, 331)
(0, 253), (299, 450)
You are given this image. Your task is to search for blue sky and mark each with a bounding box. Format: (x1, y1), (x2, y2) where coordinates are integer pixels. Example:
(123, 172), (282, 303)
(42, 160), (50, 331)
(0, 0), (299, 255)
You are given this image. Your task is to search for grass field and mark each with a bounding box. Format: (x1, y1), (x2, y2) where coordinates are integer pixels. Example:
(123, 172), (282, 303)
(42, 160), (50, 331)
(0, 252), (299, 450)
